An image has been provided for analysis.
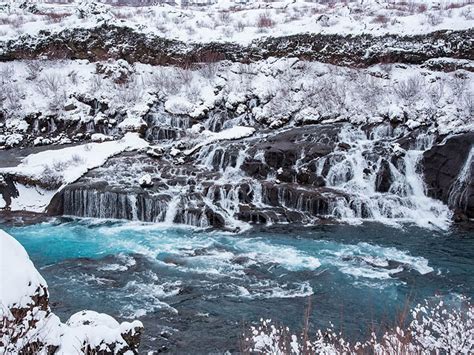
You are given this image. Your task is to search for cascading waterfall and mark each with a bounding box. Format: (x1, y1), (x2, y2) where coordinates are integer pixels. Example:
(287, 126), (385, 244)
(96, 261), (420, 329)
(59, 123), (456, 230)
(164, 194), (181, 225)
(323, 127), (452, 230)
(448, 146), (474, 212)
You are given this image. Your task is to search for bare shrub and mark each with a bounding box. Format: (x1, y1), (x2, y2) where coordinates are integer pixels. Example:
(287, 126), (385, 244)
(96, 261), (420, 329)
(36, 73), (65, 96)
(236, 21), (246, 32)
(197, 52), (223, 80)
(417, 3), (428, 13)
(0, 65), (15, 85)
(44, 12), (70, 24)
(148, 69), (179, 98)
(199, 62), (219, 80)
(257, 13), (274, 28)
(426, 12), (443, 26)
(71, 154), (84, 164)
(357, 74), (384, 109)
(243, 297), (474, 354)
(462, 92), (474, 117)
(25, 60), (42, 80)
(176, 68), (194, 88)
(393, 75), (424, 105)
(372, 14), (389, 26)
(40, 165), (63, 187)
(450, 75), (468, 97)
(185, 84), (201, 102)
(218, 10), (231, 23)
(426, 81), (445, 107)
(8, 15), (25, 29)
(3, 84), (24, 111)
(90, 74), (104, 93)
(36, 73), (67, 111)
(114, 75), (144, 105)
(312, 76), (348, 112)
(68, 70), (78, 85)
(445, 1), (473, 10)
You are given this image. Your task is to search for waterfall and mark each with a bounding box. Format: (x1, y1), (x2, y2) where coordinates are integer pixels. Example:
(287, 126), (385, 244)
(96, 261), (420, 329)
(448, 146), (474, 212)
(164, 194), (181, 225)
(128, 195), (138, 220)
(323, 126), (452, 230)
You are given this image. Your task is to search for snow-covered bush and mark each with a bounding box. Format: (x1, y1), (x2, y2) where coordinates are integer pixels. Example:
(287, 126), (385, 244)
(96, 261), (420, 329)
(393, 75), (424, 106)
(462, 92), (474, 117)
(243, 297), (473, 354)
(24, 60), (42, 81)
(35, 72), (67, 111)
(114, 75), (145, 106)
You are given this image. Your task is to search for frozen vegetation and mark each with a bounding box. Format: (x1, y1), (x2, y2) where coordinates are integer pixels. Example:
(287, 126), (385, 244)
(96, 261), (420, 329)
(244, 297), (474, 354)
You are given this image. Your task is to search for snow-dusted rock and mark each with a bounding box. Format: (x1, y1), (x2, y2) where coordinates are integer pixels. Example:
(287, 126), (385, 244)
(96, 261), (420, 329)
(146, 146), (164, 158)
(138, 173), (153, 188)
(91, 133), (113, 142)
(75, 0), (111, 21)
(165, 97), (195, 115)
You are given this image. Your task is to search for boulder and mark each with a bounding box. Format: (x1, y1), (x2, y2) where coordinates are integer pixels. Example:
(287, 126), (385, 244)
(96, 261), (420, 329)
(422, 132), (474, 218)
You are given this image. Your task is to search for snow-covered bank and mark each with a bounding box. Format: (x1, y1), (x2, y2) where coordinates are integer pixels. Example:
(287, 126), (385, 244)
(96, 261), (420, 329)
(0, 133), (148, 212)
(0, 55), (471, 229)
(3, 132), (148, 187)
(0, 228), (143, 354)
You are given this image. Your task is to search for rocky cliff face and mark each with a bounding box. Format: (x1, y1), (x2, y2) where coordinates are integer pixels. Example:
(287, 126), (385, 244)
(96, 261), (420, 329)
(423, 132), (474, 220)
(1, 25), (473, 69)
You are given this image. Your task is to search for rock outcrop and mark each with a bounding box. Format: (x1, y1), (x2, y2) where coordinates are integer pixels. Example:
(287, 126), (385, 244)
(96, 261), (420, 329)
(1, 25), (473, 69)
(423, 132), (474, 220)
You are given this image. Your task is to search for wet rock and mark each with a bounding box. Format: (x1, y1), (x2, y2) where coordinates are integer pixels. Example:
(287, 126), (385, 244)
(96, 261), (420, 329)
(139, 174), (153, 188)
(422, 132), (474, 218)
(375, 159), (394, 193)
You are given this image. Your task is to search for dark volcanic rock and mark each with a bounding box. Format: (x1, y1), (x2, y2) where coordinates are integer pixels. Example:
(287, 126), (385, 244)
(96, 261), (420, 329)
(375, 159), (394, 193)
(422, 132), (474, 218)
(1, 25), (473, 68)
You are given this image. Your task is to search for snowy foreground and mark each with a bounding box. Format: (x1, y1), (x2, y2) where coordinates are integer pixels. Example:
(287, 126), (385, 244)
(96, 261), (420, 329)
(0, 229), (143, 354)
(244, 302), (474, 354)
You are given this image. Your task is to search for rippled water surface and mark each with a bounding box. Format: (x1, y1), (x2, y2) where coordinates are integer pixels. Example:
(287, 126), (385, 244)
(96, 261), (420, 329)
(3, 219), (473, 353)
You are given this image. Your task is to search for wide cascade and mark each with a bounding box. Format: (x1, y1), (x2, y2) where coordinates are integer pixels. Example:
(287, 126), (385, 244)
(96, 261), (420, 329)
(58, 123), (453, 230)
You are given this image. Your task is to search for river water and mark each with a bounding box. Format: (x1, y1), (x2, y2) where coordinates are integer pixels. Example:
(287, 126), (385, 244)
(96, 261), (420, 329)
(3, 219), (473, 353)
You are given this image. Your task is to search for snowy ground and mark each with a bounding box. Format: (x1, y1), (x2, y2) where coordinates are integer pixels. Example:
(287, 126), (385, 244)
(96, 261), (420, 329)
(0, 0), (473, 44)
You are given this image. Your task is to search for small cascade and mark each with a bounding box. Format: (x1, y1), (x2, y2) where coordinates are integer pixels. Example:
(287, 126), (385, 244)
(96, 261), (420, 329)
(322, 126), (452, 229)
(63, 189), (134, 220)
(164, 194), (181, 224)
(128, 195), (138, 220)
(63, 187), (170, 223)
(56, 122), (460, 231)
(145, 107), (192, 142)
(448, 146), (474, 212)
